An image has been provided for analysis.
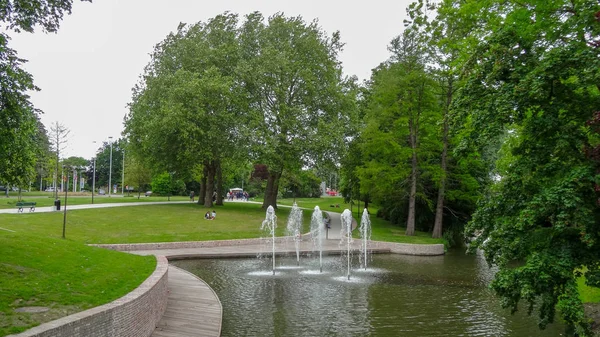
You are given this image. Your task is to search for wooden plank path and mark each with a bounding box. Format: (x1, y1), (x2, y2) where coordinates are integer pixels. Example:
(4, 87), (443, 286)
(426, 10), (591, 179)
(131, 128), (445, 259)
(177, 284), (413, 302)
(152, 266), (222, 337)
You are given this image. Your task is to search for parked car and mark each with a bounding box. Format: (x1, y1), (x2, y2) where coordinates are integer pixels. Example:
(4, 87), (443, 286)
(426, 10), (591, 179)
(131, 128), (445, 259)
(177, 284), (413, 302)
(45, 187), (55, 192)
(145, 191), (153, 197)
(98, 189), (106, 195)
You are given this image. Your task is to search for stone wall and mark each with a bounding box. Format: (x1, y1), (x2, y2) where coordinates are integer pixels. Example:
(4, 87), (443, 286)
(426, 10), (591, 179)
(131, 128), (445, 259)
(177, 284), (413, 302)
(91, 238), (291, 252)
(10, 256), (169, 337)
(369, 241), (445, 256)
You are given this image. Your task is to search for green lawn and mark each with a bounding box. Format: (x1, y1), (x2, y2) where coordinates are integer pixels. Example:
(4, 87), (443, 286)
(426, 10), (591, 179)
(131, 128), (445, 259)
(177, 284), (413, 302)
(1, 202), (309, 244)
(0, 232), (155, 336)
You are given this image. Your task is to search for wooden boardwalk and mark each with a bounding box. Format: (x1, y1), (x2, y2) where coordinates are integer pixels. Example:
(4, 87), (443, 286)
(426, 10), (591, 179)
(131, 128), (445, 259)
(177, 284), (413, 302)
(152, 266), (222, 337)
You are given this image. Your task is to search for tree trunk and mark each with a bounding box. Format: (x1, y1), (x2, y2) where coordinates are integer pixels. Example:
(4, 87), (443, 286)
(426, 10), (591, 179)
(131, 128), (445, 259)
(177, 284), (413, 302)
(406, 120), (417, 236)
(204, 162), (216, 207)
(432, 80), (452, 239)
(216, 160), (224, 206)
(262, 169), (282, 209)
(198, 164), (207, 205)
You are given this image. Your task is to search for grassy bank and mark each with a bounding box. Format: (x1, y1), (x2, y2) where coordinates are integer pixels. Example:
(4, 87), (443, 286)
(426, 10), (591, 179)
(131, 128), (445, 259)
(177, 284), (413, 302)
(0, 232), (155, 336)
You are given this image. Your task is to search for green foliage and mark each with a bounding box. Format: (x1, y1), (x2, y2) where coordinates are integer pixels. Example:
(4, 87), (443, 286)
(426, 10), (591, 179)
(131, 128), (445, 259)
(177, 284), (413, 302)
(150, 172), (184, 196)
(1, 0), (89, 191)
(279, 169), (322, 198)
(445, 0), (600, 334)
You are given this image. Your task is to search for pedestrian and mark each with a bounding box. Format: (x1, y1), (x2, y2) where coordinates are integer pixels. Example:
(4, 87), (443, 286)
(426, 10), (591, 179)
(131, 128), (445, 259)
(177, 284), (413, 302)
(211, 210), (217, 219)
(190, 191), (195, 202)
(204, 211), (212, 220)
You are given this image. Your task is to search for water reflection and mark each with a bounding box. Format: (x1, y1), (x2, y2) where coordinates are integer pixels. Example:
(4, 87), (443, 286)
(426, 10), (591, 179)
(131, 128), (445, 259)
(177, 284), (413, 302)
(174, 251), (564, 337)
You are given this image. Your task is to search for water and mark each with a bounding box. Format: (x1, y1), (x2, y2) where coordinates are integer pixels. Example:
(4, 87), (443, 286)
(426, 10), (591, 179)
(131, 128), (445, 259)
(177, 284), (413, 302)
(285, 203), (303, 266)
(310, 206), (325, 272)
(260, 205), (277, 275)
(359, 208), (371, 270)
(174, 252), (566, 337)
(340, 209), (353, 280)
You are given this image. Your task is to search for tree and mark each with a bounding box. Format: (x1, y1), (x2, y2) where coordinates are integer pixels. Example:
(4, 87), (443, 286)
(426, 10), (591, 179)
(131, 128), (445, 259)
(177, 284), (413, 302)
(1, 0), (90, 195)
(124, 156), (151, 199)
(359, 27), (440, 236)
(126, 13), (246, 208)
(49, 121), (70, 198)
(92, 139), (124, 191)
(441, 0), (600, 334)
(239, 12), (357, 209)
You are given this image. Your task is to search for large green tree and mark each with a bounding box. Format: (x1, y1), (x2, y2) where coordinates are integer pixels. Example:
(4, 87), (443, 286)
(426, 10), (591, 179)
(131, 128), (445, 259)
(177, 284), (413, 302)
(125, 13), (245, 207)
(442, 0), (600, 334)
(359, 27), (441, 236)
(239, 12), (357, 209)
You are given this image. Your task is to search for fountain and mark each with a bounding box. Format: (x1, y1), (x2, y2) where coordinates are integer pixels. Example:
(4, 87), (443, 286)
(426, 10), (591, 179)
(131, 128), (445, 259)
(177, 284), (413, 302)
(310, 206), (325, 272)
(359, 208), (371, 270)
(286, 203), (303, 266)
(340, 209), (353, 280)
(261, 205), (277, 275)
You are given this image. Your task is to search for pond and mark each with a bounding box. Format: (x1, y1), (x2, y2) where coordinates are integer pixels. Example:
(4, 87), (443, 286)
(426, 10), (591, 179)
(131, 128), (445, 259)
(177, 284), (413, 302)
(173, 250), (565, 336)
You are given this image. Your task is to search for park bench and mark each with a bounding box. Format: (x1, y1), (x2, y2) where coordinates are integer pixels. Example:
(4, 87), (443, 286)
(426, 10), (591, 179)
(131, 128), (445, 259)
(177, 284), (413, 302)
(16, 202), (36, 213)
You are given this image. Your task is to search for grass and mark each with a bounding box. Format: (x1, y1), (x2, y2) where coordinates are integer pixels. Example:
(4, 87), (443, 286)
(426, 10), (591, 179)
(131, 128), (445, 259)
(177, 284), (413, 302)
(1, 202), (309, 244)
(578, 270), (600, 304)
(0, 231), (155, 336)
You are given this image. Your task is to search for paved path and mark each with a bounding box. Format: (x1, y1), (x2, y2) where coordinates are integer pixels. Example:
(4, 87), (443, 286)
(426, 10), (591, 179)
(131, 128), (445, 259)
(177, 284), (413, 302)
(152, 266), (222, 337)
(0, 201), (190, 214)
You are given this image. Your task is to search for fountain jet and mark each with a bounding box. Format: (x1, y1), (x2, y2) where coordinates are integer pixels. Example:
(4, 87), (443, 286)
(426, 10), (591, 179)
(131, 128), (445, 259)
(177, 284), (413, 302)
(261, 205), (277, 275)
(310, 206), (325, 272)
(286, 203), (303, 266)
(359, 208), (371, 270)
(340, 209), (353, 280)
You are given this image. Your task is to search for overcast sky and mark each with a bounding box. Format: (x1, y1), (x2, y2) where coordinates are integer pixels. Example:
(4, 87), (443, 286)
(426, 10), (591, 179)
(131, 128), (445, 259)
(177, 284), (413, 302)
(9, 0), (413, 159)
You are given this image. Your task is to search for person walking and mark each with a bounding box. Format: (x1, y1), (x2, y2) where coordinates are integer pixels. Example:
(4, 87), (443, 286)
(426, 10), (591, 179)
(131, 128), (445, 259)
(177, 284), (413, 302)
(190, 191), (195, 202)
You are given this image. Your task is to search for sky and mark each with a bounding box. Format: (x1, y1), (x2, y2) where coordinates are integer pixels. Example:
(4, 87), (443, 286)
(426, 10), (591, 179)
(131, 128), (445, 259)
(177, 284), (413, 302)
(8, 0), (413, 159)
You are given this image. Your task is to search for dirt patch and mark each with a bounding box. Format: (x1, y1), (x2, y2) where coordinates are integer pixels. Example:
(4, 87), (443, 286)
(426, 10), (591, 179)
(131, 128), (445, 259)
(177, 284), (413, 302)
(585, 303), (600, 336)
(14, 307), (49, 313)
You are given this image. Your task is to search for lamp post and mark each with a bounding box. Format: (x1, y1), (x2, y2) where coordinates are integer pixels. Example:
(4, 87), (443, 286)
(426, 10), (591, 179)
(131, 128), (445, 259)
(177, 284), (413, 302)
(92, 141), (97, 204)
(121, 148), (125, 195)
(108, 136), (113, 198)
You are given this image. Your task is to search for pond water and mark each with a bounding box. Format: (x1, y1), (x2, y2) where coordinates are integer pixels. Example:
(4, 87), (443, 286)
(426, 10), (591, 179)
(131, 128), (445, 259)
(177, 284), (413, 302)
(173, 250), (565, 336)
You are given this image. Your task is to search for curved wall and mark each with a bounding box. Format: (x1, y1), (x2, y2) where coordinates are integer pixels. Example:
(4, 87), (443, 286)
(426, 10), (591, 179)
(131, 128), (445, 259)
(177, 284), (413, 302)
(10, 256), (169, 337)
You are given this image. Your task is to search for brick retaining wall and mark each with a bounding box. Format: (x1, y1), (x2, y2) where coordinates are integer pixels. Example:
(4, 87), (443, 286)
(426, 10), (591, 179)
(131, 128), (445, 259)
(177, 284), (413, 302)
(91, 237), (290, 252)
(10, 256), (169, 337)
(369, 241), (445, 256)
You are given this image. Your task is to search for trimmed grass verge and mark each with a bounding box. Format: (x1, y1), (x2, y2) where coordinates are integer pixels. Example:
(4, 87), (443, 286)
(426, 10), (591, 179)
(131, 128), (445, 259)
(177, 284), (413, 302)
(0, 232), (155, 336)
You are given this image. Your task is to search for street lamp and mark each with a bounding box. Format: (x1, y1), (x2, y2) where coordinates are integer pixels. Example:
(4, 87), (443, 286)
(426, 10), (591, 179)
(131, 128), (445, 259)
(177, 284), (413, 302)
(108, 136), (113, 198)
(92, 141), (97, 204)
(121, 148), (125, 195)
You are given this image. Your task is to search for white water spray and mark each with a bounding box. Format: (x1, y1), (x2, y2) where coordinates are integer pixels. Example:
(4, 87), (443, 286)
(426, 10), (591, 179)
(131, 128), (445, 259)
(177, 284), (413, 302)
(340, 209), (353, 280)
(286, 203), (303, 266)
(310, 206), (325, 272)
(261, 205), (277, 275)
(359, 208), (372, 270)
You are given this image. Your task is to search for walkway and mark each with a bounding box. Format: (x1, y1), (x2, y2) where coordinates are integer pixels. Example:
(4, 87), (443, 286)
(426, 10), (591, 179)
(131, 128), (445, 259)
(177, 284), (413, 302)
(152, 266), (222, 337)
(0, 201), (190, 214)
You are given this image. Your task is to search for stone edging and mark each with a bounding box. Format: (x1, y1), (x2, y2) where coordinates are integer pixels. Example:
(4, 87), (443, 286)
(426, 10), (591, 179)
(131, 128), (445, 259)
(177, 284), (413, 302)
(92, 239), (444, 256)
(369, 240), (445, 256)
(10, 255), (169, 337)
(90, 237), (290, 252)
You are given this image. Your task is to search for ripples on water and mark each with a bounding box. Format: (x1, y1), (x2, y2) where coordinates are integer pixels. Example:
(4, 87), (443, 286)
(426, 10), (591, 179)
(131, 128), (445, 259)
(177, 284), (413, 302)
(173, 251), (565, 337)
